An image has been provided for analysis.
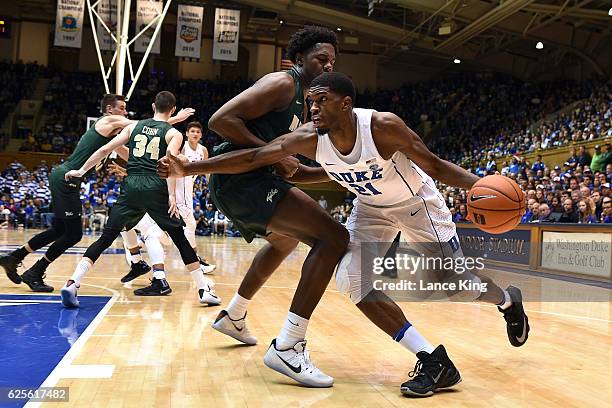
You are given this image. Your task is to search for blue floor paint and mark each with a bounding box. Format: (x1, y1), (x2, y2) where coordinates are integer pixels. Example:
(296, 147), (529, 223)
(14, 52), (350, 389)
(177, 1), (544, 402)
(0, 246), (125, 255)
(0, 294), (111, 408)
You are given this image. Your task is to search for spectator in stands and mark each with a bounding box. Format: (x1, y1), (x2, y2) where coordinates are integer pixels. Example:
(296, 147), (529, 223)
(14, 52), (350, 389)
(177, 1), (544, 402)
(318, 195), (328, 210)
(550, 195), (562, 213)
(577, 145), (592, 167)
(82, 201), (94, 232)
(591, 144), (606, 172)
(454, 204), (469, 223)
(559, 199), (578, 223)
(535, 203), (554, 223)
(577, 199), (597, 224)
(204, 204), (215, 227)
(601, 197), (612, 223)
(531, 154), (546, 173)
(213, 210), (230, 235)
(193, 203), (210, 236)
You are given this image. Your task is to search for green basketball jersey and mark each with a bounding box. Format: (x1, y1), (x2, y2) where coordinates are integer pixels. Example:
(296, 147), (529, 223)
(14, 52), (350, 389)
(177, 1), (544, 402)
(65, 118), (109, 172)
(214, 67), (305, 155)
(127, 118), (171, 176)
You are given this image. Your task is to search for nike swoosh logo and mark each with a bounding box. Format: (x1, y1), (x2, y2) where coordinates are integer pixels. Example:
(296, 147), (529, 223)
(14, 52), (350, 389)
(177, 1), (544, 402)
(515, 316), (527, 343)
(230, 320), (244, 332)
(410, 209), (421, 216)
(288, 320), (299, 327)
(296, 101), (303, 105)
(433, 366), (445, 383)
(278, 355), (302, 373)
(470, 194), (497, 201)
(324, 162), (336, 166)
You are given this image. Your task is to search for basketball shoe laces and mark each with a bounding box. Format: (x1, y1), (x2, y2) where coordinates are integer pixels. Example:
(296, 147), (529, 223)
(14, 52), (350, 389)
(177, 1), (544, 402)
(409, 358), (441, 384)
(292, 342), (319, 374)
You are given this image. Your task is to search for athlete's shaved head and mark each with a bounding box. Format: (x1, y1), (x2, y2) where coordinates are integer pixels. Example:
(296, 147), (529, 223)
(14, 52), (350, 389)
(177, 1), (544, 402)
(286, 26), (338, 63)
(310, 72), (355, 104)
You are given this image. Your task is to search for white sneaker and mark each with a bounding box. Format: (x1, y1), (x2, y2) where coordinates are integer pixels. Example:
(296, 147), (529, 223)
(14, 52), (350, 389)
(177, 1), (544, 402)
(60, 282), (80, 308)
(263, 339), (334, 388)
(201, 264), (216, 274)
(212, 310), (257, 345)
(198, 282), (221, 306)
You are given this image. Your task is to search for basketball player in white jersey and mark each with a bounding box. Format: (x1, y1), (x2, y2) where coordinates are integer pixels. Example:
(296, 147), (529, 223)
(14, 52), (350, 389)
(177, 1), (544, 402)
(175, 121), (215, 273)
(158, 72), (530, 397)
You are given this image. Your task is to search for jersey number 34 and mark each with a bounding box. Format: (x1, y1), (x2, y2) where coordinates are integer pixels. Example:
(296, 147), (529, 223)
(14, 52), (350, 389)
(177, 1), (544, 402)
(133, 135), (160, 160)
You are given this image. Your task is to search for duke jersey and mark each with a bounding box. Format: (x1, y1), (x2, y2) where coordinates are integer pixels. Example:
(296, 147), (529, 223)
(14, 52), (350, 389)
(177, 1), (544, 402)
(176, 142), (205, 207)
(316, 108), (436, 206)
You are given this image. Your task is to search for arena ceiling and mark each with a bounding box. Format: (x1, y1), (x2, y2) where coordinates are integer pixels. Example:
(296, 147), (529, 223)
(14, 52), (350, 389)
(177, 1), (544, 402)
(236, 0), (612, 78)
(8, 0), (612, 78)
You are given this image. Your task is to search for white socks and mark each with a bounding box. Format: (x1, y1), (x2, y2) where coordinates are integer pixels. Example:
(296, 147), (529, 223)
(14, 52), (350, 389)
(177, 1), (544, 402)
(190, 267), (213, 289)
(226, 293), (251, 319)
(394, 322), (434, 354)
(70, 259), (92, 285)
(130, 253), (143, 263)
(498, 290), (512, 310)
(153, 269), (166, 280)
(276, 312), (309, 350)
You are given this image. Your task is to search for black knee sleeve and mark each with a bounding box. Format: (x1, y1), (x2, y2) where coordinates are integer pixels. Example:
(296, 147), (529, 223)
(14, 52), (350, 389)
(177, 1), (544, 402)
(83, 227), (121, 263)
(27, 218), (66, 250)
(166, 227), (198, 265)
(44, 218), (84, 262)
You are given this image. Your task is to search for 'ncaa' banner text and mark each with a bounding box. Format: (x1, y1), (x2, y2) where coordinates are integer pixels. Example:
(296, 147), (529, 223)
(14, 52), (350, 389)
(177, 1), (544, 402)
(135, 0), (162, 54)
(213, 8), (240, 62)
(175, 5), (203, 59)
(96, 0), (117, 51)
(54, 0), (85, 48)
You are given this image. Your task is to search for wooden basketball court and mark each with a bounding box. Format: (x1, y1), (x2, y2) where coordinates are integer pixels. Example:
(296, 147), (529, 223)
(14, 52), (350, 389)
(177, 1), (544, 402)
(1, 229), (611, 407)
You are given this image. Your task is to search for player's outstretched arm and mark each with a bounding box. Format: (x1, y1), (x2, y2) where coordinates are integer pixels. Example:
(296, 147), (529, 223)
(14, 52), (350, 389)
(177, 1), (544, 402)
(287, 165), (331, 184)
(65, 124), (134, 180)
(157, 123), (317, 178)
(375, 112), (479, 190)
(168, 108), (195, 125)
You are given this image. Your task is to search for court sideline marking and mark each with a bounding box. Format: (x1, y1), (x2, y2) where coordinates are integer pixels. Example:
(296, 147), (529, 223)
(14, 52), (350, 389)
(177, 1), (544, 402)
(23, 283), (119, 408)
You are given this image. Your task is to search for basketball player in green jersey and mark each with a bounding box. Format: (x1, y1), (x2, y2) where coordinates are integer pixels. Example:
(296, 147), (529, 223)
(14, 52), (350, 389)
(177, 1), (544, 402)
(206, 26), (348, 388)
(0, 94), (193, 292)
(60, 91), (220, 308)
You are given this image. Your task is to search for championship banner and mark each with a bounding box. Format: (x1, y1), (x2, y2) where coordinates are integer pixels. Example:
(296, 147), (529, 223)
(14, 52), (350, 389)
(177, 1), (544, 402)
(175, 5), (203, 59)
(97, 0), (117, 51)
(54, 0), (85, 48)
(212, 8), (240, 62)
(135, 0), (162, 54)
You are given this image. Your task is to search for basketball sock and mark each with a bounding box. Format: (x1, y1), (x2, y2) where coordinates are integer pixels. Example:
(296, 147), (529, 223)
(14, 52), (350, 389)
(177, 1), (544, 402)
(276, 312), (309, 350)
(226, 293), (250, 319)
(71, 259), (92, 285)
(393, 322), (435, 354)
(497, 290), (512, 310)
(11, 246), (30, 263)
(153, 269), (166, 280)
(31, 257), (51, 273)
(130, 253), (143, 263)
(190, 268), (211, 289)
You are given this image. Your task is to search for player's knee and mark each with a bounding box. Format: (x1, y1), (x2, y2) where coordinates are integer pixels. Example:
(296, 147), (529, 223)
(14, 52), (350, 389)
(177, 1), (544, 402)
(323, 224), (349, 257)
(335, 248), (370, 304)
(269, 237), (299, 255)
(446, 273), (482, 302)
(65, 228), (83, 246)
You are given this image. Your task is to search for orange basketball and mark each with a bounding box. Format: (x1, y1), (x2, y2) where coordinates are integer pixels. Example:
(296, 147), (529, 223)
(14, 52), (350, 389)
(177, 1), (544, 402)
(467, 175), (526, 234)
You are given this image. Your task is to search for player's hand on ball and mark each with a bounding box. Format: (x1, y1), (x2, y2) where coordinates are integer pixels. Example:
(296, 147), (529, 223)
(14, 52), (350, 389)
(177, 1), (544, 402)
(64, 169), (84, 180)
(157, 152), (187, 178)
(174, 108), (195, 123)
(274, 156), (299, 179)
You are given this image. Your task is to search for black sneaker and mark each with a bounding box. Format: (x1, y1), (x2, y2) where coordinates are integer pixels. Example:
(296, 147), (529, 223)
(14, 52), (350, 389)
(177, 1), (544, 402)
(498, 285), (530, 347)
(400, 345), (461, 397)
(133, 278), (172, 296)
(0, 255), (22, 284)
(21, 268), (54, 292)
(120, 260), (151, 283)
